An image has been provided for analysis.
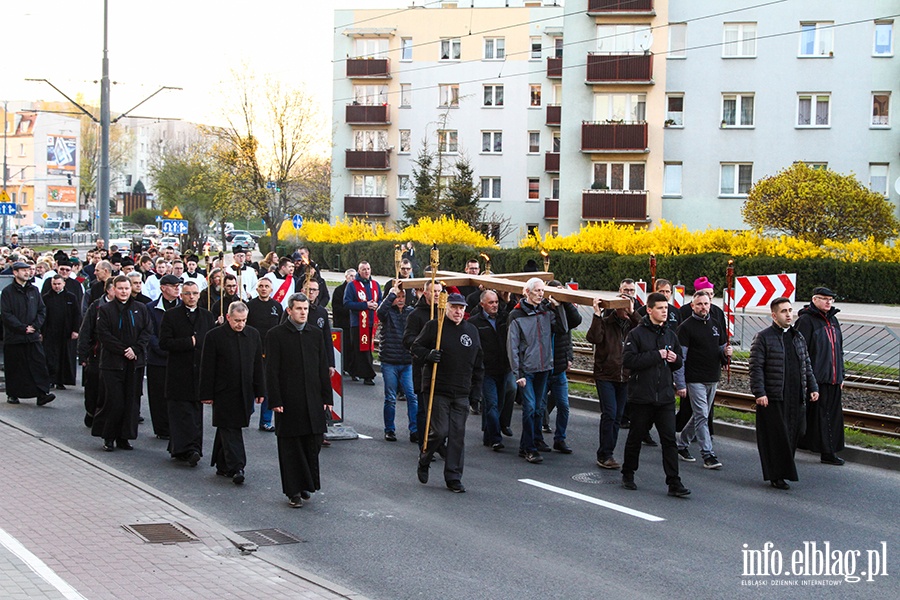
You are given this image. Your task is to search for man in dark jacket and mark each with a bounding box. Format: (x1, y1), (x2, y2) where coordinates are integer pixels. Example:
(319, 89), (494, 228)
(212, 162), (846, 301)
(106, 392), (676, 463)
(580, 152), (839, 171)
(199, 301), (266, 484)
(159, 281), (215, 466)
(469, 290), (513, 450)
(377, 284), (418, 442)
(750, 297), (819, 489)
(343, 261), (381, 384)
(1, 262), (55, 406)
(412, 293), (483, 493)
(248, 277), (284, 432)
(145, 274), (182, 440)
(332, 268), (355, 375)
(301, 279), (335, 373)
(78, 278), (115, 427)
(41, 258), (84, 311)
(404, 280), (442, 449)
(796, 287), (845, 465)
(541, 280), (582, 454)
(621, 292), (690, 497)
(42, 275), (81, 390)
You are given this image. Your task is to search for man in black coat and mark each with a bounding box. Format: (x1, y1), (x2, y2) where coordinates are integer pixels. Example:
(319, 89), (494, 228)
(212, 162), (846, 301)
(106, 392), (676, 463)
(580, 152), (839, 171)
(542, 280), (582, 454)
(331, 268), (355, 375)
(301, 279), (335, 373)
(159, 281), (215, 466)
(403, 280), (442, 449)
(42, 275), (81, 390)
(266, 293), (332, 508)
(248, 277), (283, 432)
(199, 301), (266, 485)
(377, 284), (418, 443)
(41, 258), (84, 311)
(1, 262), (55, 406)
(92, 276), (152, 451)
(146, 274), (182, 440)
(469, 290), (513, 450)
(78, 278), (115, 427)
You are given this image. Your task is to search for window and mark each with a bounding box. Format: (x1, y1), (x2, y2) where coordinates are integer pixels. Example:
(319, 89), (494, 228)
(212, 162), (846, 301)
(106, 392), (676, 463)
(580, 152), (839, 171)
(592, 162), (646, 190)
(438, 130), (458, 154)
(483, 84), (504, 107)
(530, 85), (542, 107)
(353, 85), (387, 105)
(400, 84), (411, 107)
(481, 131), (502, 154)
(554, 37), (564, 58)
(872, 93), (890, 127)
(723, 22), (757, 57)
(530, 37), (542, 60)
(666, 95), (684, 126)
(480, 177), (501, 200)
(597, 24), (651, 53)
(551, 178), (560, 200)
(484, 37), (505, 60)
(528, 178), (540, 200)
(440, 38), (461, 60)
(398, 175), (411, 198)
(354, 130), (388, 151)
(663, 163), (683, 196)
(720, 163), (753, 196)
(722, 94), (754, 127)
(399, 130), (411, 153)
(794, 161), (827, 170)
(551, 131), (561, 153)
(18, 143), (25, 156)
(799, 22), (834, 57)
(594, 93), (647, 122)
(874, 21), (893, 56)
(401, 37), (413, 61)
(552, 83), (563, 105)
(439, 84), (459, 107)
(528, 131), (541, 154)
(869, 164), (889, 195)
(797, 94), (830, 127)
(354, 38), (388, 59)
(668, 23), (687, 58)
(352, 175), (387, 197)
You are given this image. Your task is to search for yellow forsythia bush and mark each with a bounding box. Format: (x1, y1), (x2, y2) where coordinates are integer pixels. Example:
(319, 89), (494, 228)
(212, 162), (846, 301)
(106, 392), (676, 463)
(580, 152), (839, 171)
(522, 221), (900, 263)
(278, 216), (497, 248)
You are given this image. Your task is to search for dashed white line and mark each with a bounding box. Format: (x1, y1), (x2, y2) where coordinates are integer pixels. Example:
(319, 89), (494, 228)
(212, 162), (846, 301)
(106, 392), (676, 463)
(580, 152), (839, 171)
(0, 526), (88, 600)
(518, 479), (666, 522)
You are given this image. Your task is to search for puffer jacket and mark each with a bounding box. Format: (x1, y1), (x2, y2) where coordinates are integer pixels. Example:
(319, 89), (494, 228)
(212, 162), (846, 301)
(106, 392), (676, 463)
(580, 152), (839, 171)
(551, 302), (582, 375)
(507, 299), (567, 378)
(749, 324), (818, 402)
(377, 291), (413, 365)
(622, 316), (683, 405)
(795, 304), (844, 385)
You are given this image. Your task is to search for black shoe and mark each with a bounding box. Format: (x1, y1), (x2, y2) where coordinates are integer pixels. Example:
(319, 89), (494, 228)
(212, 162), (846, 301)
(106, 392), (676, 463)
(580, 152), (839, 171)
(351, 376), (359, 382)
(155, 434), (170, 440)
(384, 431), (397, 442)
(668, 483), (692, 497)
(397, 393), (406, 402)
(417, 458), (429, 484)
(622, 477), (637, 491)
(321, 439), (331, 447)
(821, 454), (845, 466)
(518, 449), (527, 458)
(620, 418), (631, 429)
(409, 431), (419, 443)
(363, 378), (375, 386)
(771, 479), (790, 490)
(553, 440), (573, 454)
(216, 470), (232, 477)
(642, 434), (658, 447)
(469, 405), (481, 415)
(6, 397), (19, 404)
(55, 384), (67, 390)
(259, 423), (275, 432)
(535, 440), (552, 453)
(524, 451), (543, 464)
(84, 413), (93, 428)
(300, 490), (311, 500)
(491, 442), (504, 451)
(288, 495), (303, 508)
(501, 427), (514, 437)
(103, 440), (115, 452)
(116, 440), (133, 450)
(232, 470), (245, 485)
(36, 393), (55, 406)
(541, 424), (552, 433)
(138, 415), (145, 423)
(187, 451), (201, 467)
(446, 480), (466, 493)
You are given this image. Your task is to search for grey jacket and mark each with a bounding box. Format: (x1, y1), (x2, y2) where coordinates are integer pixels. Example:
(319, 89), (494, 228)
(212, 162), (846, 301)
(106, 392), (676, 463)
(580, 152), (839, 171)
(506, 298), (567, 378)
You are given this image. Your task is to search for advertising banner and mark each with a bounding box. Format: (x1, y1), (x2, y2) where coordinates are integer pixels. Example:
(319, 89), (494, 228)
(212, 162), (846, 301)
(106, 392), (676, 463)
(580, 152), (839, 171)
(46, 135), (77, 175)
(47, 186), (77, 206)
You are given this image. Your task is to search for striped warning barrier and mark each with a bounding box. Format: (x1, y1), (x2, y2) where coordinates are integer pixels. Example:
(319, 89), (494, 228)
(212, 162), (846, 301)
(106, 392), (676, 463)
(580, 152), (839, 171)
(330, 328), (344, 422)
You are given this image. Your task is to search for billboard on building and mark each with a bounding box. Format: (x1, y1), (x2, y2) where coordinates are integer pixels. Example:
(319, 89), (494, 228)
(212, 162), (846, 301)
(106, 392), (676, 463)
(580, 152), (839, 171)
(46, 135), (77, 175)
(47, 186), (77, 206)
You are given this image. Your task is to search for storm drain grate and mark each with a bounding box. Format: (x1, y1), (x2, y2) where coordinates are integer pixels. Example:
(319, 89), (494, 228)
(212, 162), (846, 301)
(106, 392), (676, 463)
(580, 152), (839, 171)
(573, 471), (620, 485)
(235, 528), (303, 546)
(123, 522), (199, 544)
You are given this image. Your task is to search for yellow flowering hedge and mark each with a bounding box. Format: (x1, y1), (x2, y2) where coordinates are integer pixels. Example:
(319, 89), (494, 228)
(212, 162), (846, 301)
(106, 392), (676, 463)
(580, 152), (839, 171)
(521, 221), (900, 263)
(278, 216), (497, 248)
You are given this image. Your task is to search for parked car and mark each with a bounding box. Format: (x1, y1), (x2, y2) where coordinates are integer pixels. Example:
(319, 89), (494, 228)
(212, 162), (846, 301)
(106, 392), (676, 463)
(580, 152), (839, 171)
(159, 236), (181, 250)
(109, 237), (133, 252)
(17, 225), (44, 236)
(230, 233), (255, 251)
(142, 224), (161, 238)
(225, 229), (259, 243)
(202, 236), (220, 254)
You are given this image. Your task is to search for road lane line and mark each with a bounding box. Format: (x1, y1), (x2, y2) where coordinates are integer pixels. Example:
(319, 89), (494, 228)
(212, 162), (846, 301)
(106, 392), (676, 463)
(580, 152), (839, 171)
(357, 434), (373, 439)
(0, 526), (88, 600)
(518, 479), (666, 522)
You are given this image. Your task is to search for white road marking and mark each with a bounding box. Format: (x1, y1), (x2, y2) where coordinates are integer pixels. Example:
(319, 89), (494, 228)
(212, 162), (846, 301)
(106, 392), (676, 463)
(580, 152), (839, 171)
(518, 479), (666, 522)
(0, 526), (88, 600)
(357, 434), (373, 439)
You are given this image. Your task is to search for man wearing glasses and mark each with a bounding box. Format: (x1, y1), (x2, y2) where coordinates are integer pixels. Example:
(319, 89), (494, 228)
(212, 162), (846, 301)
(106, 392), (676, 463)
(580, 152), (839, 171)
(796, 287), (846, 466)
(397, 259), (417, 306)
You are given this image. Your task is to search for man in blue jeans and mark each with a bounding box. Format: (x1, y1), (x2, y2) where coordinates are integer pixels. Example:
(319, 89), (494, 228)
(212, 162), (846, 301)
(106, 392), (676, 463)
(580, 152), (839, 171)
(470, 290), (513, 451)
(541, 280), (582, 454)
(376, 283), (418, 442)
(507, 278), (566, 464)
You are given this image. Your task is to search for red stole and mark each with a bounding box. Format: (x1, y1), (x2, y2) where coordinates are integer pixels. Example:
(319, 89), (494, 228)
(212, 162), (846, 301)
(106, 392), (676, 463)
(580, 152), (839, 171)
(353, 279), (379, 351)
(272, 276), (293, 304)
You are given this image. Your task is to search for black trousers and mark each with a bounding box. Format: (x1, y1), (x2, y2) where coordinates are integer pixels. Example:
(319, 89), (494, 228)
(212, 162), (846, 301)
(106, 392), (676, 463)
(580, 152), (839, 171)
(419, 394), (468, 483)
(622, 402), (681, 486)
(83, 363), (100, 419)
(93, 365), (141, 441)
(211, 427), (246, 474)
(146, 364), (170, 437)
(168, 400), (203, 458)
(347, 326), (376, 379)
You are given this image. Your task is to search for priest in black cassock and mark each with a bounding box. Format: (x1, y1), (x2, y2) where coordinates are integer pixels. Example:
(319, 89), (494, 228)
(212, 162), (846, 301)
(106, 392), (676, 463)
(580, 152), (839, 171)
(41, 275), (82, 390)
(199, 301), (265, 485)
(41, 257), (84, 310)
(159, 281), (215, 467)
(266, 293), (332, 508)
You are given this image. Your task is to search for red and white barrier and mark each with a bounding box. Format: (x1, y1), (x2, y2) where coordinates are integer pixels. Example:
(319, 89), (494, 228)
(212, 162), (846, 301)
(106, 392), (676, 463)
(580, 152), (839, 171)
(635, 280), (648, 307)
(330, 329), (344, 422)
(735, 273), (797, 309)
(673, 284), (685, 309)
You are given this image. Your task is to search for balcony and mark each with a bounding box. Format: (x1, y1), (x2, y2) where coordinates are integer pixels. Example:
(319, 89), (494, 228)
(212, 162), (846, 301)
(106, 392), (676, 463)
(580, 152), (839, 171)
(345, 104), (390, 125)
(546, 104), (561, 126)
(547, 57), (562, 79)
(345, 149), (391, 170)
(581, 122), (648, 153)
(587, 0), (654, 15)
(344, 196), (388, 216)
(586, 54), (653, 84)
(582, 191), (648, 222)
(544, 199), (559, 220)
(346, 57), (391, 79)
(544, 152), (560, 173)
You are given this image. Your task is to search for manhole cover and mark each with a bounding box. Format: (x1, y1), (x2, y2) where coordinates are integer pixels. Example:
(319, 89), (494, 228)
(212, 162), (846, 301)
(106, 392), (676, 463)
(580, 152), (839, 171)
(573, 471), (619, 485)
(123, 522), (199, 544)
(235, 528), (303, 546)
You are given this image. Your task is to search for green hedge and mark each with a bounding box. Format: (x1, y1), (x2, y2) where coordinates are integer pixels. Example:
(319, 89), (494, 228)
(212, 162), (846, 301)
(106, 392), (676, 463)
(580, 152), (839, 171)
(271, 239), (899, 303)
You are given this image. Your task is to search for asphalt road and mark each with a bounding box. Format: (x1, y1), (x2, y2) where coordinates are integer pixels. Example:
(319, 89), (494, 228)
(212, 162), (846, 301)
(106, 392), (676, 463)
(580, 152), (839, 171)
(2, 378), (898, 599)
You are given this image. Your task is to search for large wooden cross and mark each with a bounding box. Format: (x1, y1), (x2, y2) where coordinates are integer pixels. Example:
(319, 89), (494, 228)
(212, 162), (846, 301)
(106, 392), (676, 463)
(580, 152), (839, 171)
(401, 270), (630, 309)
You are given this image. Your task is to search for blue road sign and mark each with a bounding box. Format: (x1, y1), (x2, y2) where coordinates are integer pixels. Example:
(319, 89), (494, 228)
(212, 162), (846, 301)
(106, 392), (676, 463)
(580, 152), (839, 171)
(161, 219), (189, 235)
(291, 214), (303, 229)
(266, 181), (276, 189)
(0, 203), (17, 216)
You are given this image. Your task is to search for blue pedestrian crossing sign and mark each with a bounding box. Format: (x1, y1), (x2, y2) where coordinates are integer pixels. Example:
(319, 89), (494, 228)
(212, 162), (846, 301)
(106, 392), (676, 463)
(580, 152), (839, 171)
(291, 214), (303, 229)
(161, 219), (189, 235)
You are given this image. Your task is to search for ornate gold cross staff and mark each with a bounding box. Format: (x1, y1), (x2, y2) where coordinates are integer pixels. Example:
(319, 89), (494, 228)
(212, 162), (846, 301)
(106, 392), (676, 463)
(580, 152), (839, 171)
(541, 248), (550, 273)
(422, 289), (448, 455)
(429, 242), (439, 320)
(394, 244), (402, 280)
(480, 252), (491, 276)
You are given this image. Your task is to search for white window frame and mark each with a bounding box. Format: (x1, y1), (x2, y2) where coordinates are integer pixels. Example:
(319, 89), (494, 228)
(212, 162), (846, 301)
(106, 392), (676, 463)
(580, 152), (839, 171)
(668, 23), (687, 58)
(480, 177), (501, 200)
(354, 38), (388, 59)
(796, 93), (831, 128)
(530, 36), (542, 60)
(551, 178), (560, 200)
(597, 24), (651, 54)
(721, 93), (754, 127)
(551, 131), (561, 153)
(666, 94), (684, 127)
(719, 163), (753, 197)
(530, 84), (542, 107)
(397, 175), (411, 198)
(439, 84), (460, 108)
(869, 163), (889, 196)
(400, 84), (411, 108)
(527, 178), (540, 201)
(528, 131), (541, 154)
(481, 131), (503, 154)
(872, 92), (891, 127)
(438, 130), (458, 154)
(591, 162), (647, 191)
(594, 93), (647, 123)
(799, 22), (834, 57)
(399, 130), (411, 154)
(874, 21), (894, 56)
(354, 130), (388, 151)
(554, 37), (564, 59)
(663, 163), (683, 197)
(353, 85), (388, 106)
(440, 38), (461, 61)
(722, 22), (757, 58)
(352, 175), (387, 197)
(401, 37), (413, 61)
(484, 37), (506, 60)
(483, 84), (504, 107)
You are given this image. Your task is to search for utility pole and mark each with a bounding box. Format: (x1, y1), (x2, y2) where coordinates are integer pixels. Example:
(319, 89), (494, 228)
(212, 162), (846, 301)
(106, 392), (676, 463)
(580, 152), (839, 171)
(2, 100), (7, 246)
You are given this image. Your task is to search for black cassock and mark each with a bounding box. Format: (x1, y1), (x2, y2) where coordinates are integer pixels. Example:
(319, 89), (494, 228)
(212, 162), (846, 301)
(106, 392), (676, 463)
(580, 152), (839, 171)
(159, 305), (215, 460)
(42, 290), (82, 386)
(266, 321), (331, 499)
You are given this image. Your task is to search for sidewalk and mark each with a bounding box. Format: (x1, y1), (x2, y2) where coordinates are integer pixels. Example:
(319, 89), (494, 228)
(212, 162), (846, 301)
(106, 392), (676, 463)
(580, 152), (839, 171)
(0, 417), (365, 600)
